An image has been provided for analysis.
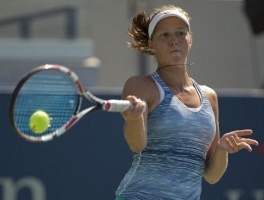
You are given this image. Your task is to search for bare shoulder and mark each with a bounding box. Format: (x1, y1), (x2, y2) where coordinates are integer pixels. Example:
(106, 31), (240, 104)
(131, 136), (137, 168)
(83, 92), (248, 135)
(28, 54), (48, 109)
(124, 75), (154, 91)
(200, 85), (218, 104)
(125, 75), (152, 85)
(122, 75), (156, 101)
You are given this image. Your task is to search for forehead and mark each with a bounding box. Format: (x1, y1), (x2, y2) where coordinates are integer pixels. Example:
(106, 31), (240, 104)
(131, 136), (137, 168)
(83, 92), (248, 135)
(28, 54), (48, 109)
(155, 17), (189, 30)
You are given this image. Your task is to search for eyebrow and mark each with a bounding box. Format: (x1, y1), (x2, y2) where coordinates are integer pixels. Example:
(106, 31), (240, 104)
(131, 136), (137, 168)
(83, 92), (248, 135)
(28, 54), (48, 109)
(159, 27), (188, 31)
(174, 27), (188, 30)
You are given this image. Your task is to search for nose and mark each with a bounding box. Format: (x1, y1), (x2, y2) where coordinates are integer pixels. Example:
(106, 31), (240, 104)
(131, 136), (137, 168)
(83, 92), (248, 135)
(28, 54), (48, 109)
(169, 36), (179, 46)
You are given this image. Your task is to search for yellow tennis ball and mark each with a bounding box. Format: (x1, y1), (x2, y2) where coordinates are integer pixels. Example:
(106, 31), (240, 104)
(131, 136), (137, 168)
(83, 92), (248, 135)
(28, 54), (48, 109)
(29, 110), (50, 134)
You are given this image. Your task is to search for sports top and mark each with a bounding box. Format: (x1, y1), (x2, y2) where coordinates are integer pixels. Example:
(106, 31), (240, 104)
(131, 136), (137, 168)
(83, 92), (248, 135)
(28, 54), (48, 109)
(116, 72), (216, 200)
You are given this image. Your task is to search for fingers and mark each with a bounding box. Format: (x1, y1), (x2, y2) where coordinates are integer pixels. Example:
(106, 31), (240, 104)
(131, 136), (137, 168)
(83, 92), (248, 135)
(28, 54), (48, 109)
(122, 95), (146, 120)
(223, 130), (259, 153)
(234, 129), (253, 137)
(225, 137), (252, 153)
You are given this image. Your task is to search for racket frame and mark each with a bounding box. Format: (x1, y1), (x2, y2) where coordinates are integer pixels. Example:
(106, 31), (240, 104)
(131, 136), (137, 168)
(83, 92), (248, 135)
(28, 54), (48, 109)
(9, 64), (131, 142)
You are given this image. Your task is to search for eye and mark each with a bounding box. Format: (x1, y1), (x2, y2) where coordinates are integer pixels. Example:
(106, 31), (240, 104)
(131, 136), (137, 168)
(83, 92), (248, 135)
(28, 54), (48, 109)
(160, 32), (169, 37)
(176, 31), (187, 38)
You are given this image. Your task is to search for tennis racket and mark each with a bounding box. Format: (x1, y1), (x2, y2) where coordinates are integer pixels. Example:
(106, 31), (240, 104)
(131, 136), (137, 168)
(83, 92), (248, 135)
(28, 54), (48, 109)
(9, 64), (133, 142)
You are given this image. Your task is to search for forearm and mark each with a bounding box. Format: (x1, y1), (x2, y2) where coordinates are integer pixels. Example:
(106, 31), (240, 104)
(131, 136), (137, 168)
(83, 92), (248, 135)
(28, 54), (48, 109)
(124, 115), (147, 153)
(203, 147), (228, 184)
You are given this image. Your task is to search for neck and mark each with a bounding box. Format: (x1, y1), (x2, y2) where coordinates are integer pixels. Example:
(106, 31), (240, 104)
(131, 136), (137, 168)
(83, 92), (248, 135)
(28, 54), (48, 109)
(156, 64), (192, 91)
(156, 63), (194, 70)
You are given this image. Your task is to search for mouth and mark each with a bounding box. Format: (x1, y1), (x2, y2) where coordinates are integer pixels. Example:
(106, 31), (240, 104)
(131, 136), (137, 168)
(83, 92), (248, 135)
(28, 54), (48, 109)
(170, 50), (181, 53)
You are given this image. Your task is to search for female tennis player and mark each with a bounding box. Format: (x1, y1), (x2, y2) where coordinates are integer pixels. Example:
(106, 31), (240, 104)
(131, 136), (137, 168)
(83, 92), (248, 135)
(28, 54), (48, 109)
(115, 4), (259, 200)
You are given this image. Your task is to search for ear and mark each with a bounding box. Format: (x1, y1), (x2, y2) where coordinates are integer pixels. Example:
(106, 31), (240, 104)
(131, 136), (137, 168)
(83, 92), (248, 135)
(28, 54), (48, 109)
(148, 39), (156, 53)
(188, 33), (193, 49)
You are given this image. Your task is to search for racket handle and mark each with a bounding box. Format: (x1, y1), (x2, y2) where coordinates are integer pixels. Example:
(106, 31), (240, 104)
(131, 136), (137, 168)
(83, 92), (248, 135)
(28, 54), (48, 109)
(103, 100), (132, 112)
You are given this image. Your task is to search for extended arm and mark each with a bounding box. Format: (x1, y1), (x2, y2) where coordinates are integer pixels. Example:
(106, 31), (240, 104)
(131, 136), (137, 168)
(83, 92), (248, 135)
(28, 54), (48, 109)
(121, 76), (149, 153)
(202, 87), (259, 184)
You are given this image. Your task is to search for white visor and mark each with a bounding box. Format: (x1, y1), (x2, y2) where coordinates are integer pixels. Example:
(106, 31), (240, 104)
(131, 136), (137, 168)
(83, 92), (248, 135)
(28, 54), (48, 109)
(148, 10), (190, 38)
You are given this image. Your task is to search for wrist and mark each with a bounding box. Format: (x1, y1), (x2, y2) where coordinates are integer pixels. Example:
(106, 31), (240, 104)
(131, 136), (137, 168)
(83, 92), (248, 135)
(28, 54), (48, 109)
(215, 143), (229, 154)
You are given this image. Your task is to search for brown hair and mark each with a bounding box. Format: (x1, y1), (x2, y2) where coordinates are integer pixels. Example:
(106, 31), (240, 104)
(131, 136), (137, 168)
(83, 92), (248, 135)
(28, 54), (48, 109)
(127, 5), (191, 55)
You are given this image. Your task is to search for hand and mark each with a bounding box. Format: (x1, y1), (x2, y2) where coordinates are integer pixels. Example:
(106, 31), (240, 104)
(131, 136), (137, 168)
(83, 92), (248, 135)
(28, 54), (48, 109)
(217, 129), (259, 153)
(122, 95), (146, 120)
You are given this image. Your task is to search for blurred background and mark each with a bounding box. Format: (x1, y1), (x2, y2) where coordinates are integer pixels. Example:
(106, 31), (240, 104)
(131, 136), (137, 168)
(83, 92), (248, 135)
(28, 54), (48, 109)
(0, 0), (264, 200)
(0, 0), (263, 89)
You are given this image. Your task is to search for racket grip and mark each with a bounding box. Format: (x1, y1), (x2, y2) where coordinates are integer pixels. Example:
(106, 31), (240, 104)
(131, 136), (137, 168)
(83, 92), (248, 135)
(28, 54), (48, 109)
(103, 100), (132, 112)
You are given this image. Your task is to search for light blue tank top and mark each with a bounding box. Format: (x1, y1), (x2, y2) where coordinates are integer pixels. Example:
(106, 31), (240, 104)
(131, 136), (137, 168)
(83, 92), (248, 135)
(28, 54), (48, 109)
(116, 72), (216, 200)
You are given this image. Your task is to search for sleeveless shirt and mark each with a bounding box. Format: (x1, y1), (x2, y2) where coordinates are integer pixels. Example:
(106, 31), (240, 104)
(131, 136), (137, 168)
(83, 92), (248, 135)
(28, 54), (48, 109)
(116, 72), (216, 200)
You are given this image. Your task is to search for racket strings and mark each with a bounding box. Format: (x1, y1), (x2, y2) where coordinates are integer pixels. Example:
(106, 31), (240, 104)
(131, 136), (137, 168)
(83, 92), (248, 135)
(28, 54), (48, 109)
(13, 70), (80, 139)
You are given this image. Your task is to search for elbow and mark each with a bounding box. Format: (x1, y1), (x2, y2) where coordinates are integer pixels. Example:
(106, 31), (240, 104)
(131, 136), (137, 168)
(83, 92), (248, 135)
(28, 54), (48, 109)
(125, 133), (147, 153)
(203, 173), (222, 185)
(128, 142), (147, 153)
(205, 178), (220, 185)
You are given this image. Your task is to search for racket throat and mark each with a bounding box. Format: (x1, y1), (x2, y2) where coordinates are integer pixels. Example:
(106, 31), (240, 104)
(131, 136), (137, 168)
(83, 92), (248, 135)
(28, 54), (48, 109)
(65, 105), (101, 130)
